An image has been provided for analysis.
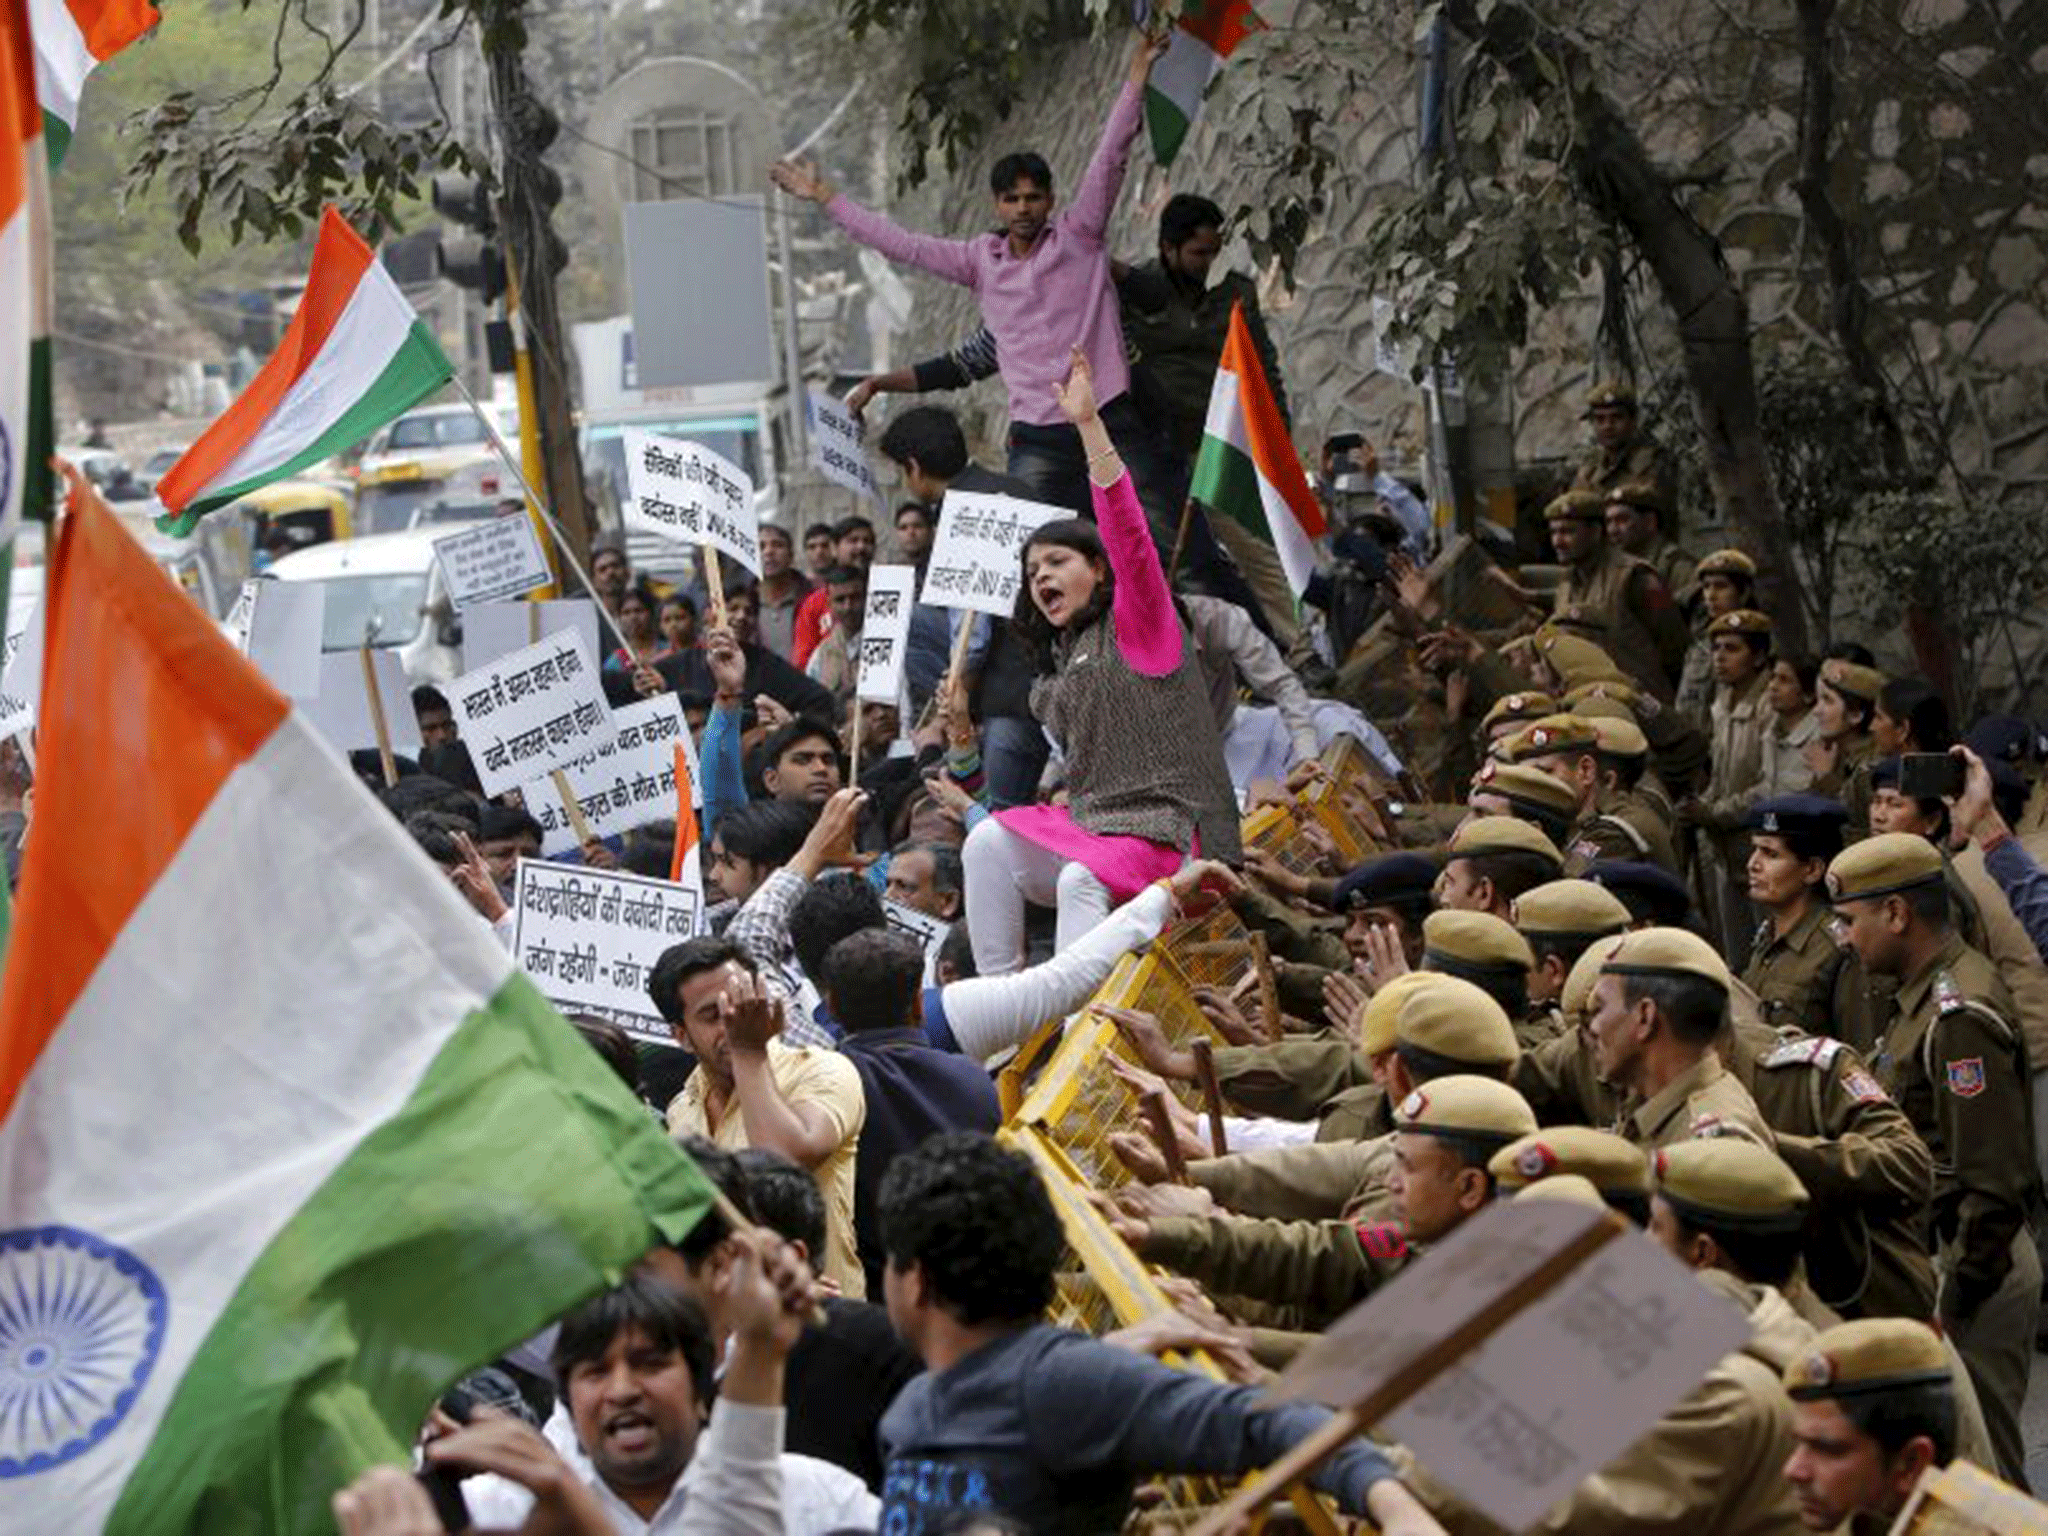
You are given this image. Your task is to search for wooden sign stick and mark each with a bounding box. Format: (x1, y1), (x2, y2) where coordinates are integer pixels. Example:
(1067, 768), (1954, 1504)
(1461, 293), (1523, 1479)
(848, 697), (864, 787)
(552, 768), (597, 848)
(705, 1187), (828, 1328)
(359, 642), (398, 788)
(1189, 1038), (1228, 1157)
(704, 547), (728, 630)
(944, 608), (977, 700)
(1140, 1088), (1189, 1185)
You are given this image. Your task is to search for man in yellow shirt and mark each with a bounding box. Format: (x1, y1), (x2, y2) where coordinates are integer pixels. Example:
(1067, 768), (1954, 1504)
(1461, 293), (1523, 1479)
(649, 935), (868, 1296)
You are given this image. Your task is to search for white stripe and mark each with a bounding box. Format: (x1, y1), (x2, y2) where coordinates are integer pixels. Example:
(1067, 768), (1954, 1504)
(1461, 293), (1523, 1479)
(1150, 28), (1222, 122)
(1, 210), (27, 543)
(0, 712), (512, 1526)
(1203, 365), (1249, 452)
(1202, 369), (1318, 598)
(29, 0), (93, 131)
(180, 262), (420, 507)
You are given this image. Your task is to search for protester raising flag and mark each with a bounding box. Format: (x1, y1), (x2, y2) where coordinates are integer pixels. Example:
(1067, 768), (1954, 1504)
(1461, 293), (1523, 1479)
(1188, 299), (1325, 599)
(2, 0), (53, 542)
(1144, 0), (1263, 165)
(0, 472), (717, 1531)
(31, 0), (158, 167)
(155, 205), (455, 536)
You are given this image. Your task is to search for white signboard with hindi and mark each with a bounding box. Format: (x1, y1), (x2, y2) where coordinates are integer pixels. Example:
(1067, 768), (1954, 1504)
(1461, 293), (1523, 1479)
(464, 598), (602, 674)
(512, 860), (704, 1043)
(856, 565), (916, 704)
(922, 490), (1068, 618)
(807, 390), (883, 504)
(432, 516), (551, 609)
(884, 898), (950, 985)
(303, 650), (421, 755)
(0, 594), (41, 741)
(520, 694), (700, 856)
(446, 629), (616, 796)
(623, 428), (760, 578)
(224, 579), (325, 699)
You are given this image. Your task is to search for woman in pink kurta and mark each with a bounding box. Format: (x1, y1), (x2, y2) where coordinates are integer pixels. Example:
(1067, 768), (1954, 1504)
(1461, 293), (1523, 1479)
(960, 351), (1241, 975)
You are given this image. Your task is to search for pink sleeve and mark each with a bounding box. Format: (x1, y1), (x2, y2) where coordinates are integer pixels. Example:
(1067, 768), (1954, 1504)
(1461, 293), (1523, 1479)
(826, 195), (980, 287)
(1094, 471), (1182, 677)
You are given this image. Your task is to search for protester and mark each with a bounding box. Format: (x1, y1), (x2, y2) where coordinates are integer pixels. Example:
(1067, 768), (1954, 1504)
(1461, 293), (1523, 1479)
(753, 524), (812, 661)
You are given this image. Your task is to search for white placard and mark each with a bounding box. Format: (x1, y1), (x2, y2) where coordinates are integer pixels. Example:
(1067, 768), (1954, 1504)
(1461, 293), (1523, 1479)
(623, 428), (760, 578)
(226, 579), (326, 699)
(445, 628), (616, 796)
(0, 595), (42, 741)
(512, 859), (704, 1043)
(884, 898), (950, 986)
(855, 564), (916, 704)
(432, 517), (551, 609)
(520, 694), (701, 856)
(302, 650), (422, 756)
(806, 390), (883, 504)
(464, 598), (602, 674)
(921, 490), (1068, 618)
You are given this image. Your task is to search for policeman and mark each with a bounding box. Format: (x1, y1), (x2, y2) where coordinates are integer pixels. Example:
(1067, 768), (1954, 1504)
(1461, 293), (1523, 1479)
(1684, 608), (1777, 964)
(1603, 479), (1696, 601)
(1743, 793), (1874, 1049)
(1826, 833), (2040, 1484)
(1587, 857), (1697, 930)
(1489, 1123), (1652, 1224)
(1650, 1136), (1832, 1326)
(1433, 814), (1562, 918)
(1811, 658), (1886, 836)
(1543, 488), (1689, 701)
(1675, 547), (1758, 722)
(1419, 908), (1537, 1041)
(1466, 760), (1580, 852)
(1571, 378), (1679, 509)
(1510, 875), (1630, 1045)
(1507, 713), (1678, 874)
(1479, 689), (1555, 749)
(1565, 673), (1713, 798)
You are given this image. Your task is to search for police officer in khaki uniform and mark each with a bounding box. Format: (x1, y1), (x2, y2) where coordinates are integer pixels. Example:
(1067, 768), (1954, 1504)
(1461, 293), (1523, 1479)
(1489, 1123), (1652, 1223)
(1466, 760), (1579, 855)
(1565, 674), (1713, 801)
(1603, 478), (1696, 602)
(1827, 833), (2040, 1485)
(1544, 488), (1690, 702)
(1433, 813), (1563, 918)
(1651, 1135), (1835, 1326)
(1675, 547), (1758, 723)
(1571, 378), (1679, 509)
(1506, 713), (1678, 875)
(1419, 908), (1539, 1041)
(1743, 794), (1877, 1050)
(1683, 608), (1776, 965)
(1810, 658), (1885, 836)
(1479, 689), (1555, 750)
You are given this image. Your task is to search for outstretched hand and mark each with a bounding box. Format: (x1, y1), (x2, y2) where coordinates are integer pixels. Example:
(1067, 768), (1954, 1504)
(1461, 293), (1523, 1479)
(769, 156), (832, 204)
(1052, 346), (1100, 426)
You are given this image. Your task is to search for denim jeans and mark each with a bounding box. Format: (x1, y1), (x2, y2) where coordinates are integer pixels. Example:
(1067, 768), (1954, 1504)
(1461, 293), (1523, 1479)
(981, 715), (1052, 811)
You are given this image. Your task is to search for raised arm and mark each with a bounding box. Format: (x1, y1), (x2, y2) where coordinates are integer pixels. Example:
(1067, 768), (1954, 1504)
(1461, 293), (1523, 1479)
(772, 154), (981, 287)
(1066, 36), (1167, 239)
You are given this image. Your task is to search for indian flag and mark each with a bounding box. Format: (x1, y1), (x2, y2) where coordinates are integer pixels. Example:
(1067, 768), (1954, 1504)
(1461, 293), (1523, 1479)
(0, 482), (716, 1529)
(1144, 0), (1263, 166)
(669, 741), (701, 888)
(1189, 300), (1325, 598)
(155, 205), (454, 536)
(3, 0), (54, 543)
(31, 0), (159, 167)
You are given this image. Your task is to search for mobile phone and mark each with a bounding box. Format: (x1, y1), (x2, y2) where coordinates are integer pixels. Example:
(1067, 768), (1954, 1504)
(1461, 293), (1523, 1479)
(415, 1384), (477, 1533)
(1898, 752), (1964, 800)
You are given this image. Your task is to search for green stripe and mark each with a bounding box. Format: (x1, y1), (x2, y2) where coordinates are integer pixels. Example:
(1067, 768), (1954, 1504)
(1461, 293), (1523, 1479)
(107, 973), (715, 1534)
(42, 112), (72, 172)
(1144, 90), (1191, 165)
(1188, 432), (1272, 547)
(26, 336), (53, 525)
(158, 320), (454, 536)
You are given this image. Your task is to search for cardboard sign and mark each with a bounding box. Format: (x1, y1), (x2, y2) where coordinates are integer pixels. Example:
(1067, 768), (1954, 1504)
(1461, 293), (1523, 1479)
(224, 579), (326, 699)
(884, 897), (950, 986)
(464, 598), (602, 674)
(511, 859), (704, 1044)
(807, 389), (883, 504)
(520, 694), (701, 856)
(446, 628), (616, 796)
(921, 490), (1067, 618)
(0, 593), (41, 741)
(623, 428), (760, 577)
(432, 517), (551, 609)
(855, 564), (916, 704)
(302, 650), (421, 756)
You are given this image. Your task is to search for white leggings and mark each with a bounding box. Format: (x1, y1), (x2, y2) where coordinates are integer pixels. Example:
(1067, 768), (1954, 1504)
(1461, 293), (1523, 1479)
(962, 816), (1114, 976)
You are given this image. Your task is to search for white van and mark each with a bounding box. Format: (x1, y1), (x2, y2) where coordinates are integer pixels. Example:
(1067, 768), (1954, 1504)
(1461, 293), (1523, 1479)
(268, 525), (478, 683)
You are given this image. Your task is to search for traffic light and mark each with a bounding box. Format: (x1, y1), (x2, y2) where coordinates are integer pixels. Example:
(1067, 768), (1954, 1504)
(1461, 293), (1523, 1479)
(432, 172), (506, 303)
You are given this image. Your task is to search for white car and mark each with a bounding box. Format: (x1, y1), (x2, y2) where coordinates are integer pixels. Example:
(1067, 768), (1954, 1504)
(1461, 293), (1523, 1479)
(268, 525), (481, 683)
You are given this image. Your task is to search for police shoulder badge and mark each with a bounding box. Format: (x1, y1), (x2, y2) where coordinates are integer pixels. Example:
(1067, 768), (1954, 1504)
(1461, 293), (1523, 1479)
(1946, 1057), (1987, 1098)
(1935, 973), (1966, 1015)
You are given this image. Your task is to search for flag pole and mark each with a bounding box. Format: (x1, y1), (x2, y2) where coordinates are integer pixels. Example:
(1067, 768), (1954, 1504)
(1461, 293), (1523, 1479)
(448, 374), (625, 653)
(1166, 496), (1195, 585)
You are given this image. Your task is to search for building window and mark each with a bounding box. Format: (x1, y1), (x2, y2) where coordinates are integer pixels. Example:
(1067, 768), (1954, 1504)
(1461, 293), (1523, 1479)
(628, 109), (741, 201)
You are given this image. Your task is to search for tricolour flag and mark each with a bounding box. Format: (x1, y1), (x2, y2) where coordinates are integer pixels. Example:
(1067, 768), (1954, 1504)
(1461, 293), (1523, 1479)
(1144, 0), (1263, 166)
(155, 205), (454, 536)
(670, 741), (701, 888)
(3, 0), (54, 543)
(0, 483), (716, 1529)
(31, 0), (158, 167)
(1189, 300), (1325, 599)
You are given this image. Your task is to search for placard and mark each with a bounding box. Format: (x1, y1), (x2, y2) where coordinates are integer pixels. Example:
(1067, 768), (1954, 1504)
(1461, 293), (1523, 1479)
(464, 598), (602, 674)
(512, 860), (704, 1043)
(623, 428), (760, 577)
(921, 490), (1068, 618)
(856, 564), (916, 704)
(520, 694), (701, 856)
(432, 516), (551, 609)
(225, 579), (326, 699)
(302, 650), (422, 756)
(807, 389), (883, 504)
(884, 897), (950, 985)
(0, 592), (41, 741)
(445, 628), (616, 796)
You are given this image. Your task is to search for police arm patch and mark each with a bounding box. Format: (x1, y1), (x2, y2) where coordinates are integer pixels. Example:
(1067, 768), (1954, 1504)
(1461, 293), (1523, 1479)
(1945, 1057), (1987, 1098)
(1840, 1068), (1888, 1104)
(1354, 1222), (1407, 1261)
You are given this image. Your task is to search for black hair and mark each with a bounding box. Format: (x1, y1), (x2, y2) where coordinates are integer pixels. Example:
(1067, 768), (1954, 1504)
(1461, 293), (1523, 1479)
(1619, 971), (1727, 1047)
(379, 774), (479, 826)
(404, 809), (472, 867)
(877, 407), (969, 480)
(553, 1275), (716, 1410)
(1878, 678), (1953, 753)
(896, 841), (964, 899)
(1606, 1190), (1653, 1228)
(824, 928), (926, 1034)
(1720, 629), (1772, 661)
(1904, 880), (1953, 931)
(877, 1133), (1064, 1325)
(623, 820), (679, 878)
(1394, 1041), (1512, 1085)
(714, 800), (817, 869)
(1461, 849), (1559, 906)
(759, 523), (793, 546)
(1593, 750), (1645, 792)
(1427, 1131), (1512, 1182)
(566, 1013), (641, 1094)
(1525, 930), (1608, 973)
(764, 716), (841, 766)
(734, 1147), (827, 1261)
(412, 684), (451, 717)
(418, 742), (484, 798)
(988, 151), (1052, 197)
(1420, 952), (1529, 1018)
(480, 802), (544, 843)
(789, 873), (888, 983)
(832, 514), (876, 540)
(672, 1133), (753, 1268)
(938, 921), (978, 980)
(660, 591), (698, 617)
(1774, 653), (1820, 696)
(646, 935), (757, 1026)
(822, 564), (867, 588)
(1011, 518), (1113, 668)
(1668, 1211), (1802, 1288)
(618, 578), (660, 615)
(1824, 640), (1876, 667)
(1839, 1383), (1959, 1467)
(803, 522), (836, 545)
(1159, 192), (1226, 247)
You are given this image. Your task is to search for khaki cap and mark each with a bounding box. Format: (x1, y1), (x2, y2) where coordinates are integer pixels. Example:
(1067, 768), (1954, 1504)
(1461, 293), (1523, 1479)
(1471, 761), (1580, 820)
(1707, 608), (1774, 640)
(1395, 976), (1521, 1071)
(1506, 714), (1601, 761)
(1585, 380), (1638, 413)
(1695, 548), (1757, 582)
(1482, 691), (1557, 734)
(1588, 714), (1649, 759)
(1544, 488), (1608, 524)
(1819, 658), (1885, 703)
(1563, 678), (1642, 712)
(1559, 943), (1606, 1027)
(1653, 1139), (1809, 1233)
(1826, 832), (1944, 903)
(1423, 909), (1535, 973)
(1358, 971), (1440, 1057)
(1783, 1318), (1953, 1401)
(1394, 1074), (1538, 1143)
(1447, 814), (1564, 870)
(1596, 926), (1732, 991)
(1492, 1126), (1652, 1196)
(1511, 879), (1632, 942)
(1604, 480), (1664, 513)
(1538, 632), (1627, 687)
(1514, 1173), (1610, 1211)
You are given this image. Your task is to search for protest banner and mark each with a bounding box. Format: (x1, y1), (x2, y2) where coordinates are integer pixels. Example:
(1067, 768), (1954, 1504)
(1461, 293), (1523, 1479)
(856, 564), (916, 705)
(464, 598), (601, 674)
(921, 490), (1068, 619)
(223, 579), (326, 699)
(884, 897), (949, 985)
(622, 427), (760, 579)
(520, 694), (702, 856)
(0, 590), (41, 741)
(807, 389), (883, 505)
(512, 860), (703, 1043)
(432, 516), (552, 609)
(303, 649), (420, 757)
(446, 628), (616, 796)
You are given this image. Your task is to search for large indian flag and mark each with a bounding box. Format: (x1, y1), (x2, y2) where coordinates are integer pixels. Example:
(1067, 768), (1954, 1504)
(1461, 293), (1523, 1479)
(0, 481), (716, 1529)
(155, 205), (454, 536)
(31, 0), (158, 167)
(3, 0), (54, 545)
(1144, 0), (1263, 166)
(1188, 300), (1326, 599)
